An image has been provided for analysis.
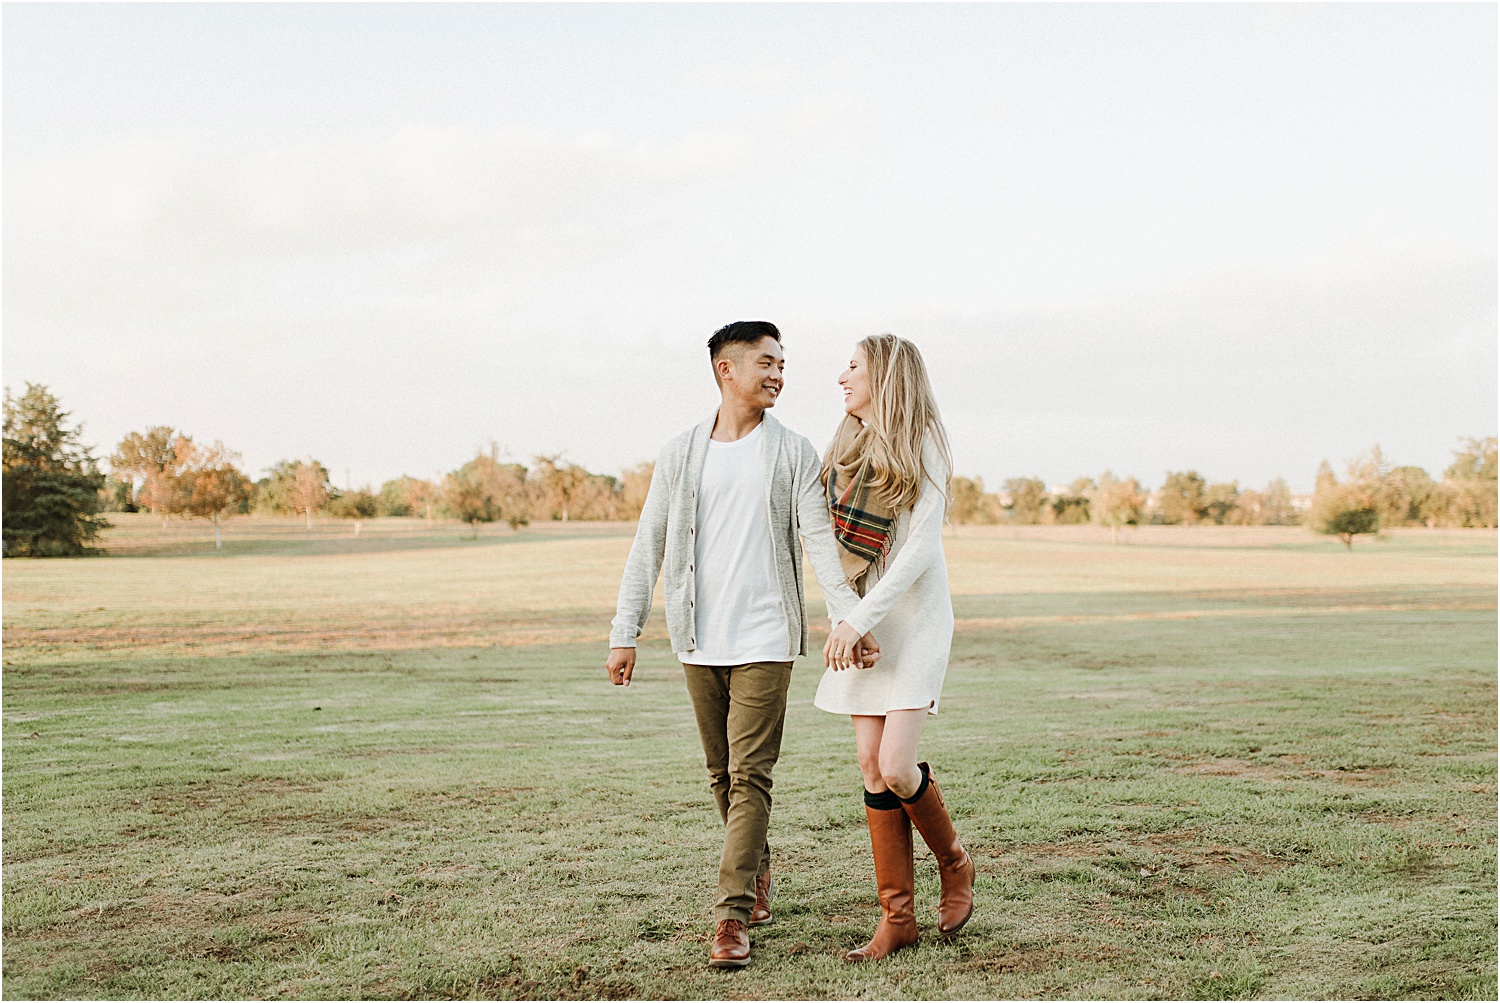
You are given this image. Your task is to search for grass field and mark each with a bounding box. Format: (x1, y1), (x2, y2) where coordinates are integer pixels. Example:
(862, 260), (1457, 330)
(3, 514), (1496, 1000)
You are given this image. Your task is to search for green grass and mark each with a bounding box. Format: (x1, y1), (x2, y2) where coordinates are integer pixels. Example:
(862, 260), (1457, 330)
(4, 515), (1496, 999)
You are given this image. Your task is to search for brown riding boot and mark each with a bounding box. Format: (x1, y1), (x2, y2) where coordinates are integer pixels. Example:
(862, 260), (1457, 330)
(902, 763), (975, 936)
(749, 871), (774, 927)
(845, 791), (919, 962)
(709, 918), (751, 968)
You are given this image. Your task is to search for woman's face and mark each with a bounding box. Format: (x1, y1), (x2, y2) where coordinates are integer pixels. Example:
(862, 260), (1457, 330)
(839, 345), (873, 421)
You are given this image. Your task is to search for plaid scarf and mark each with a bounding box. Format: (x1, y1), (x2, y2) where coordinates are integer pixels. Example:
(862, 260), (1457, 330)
(826, 416), (896, 597)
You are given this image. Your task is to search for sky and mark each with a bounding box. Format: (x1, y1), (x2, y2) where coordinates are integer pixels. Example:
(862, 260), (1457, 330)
(4, 3), (1495, 493)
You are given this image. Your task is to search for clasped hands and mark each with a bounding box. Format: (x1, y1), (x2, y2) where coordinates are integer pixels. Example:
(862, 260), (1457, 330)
(824, 621), (881, 672)
(605, 622), (879, 686)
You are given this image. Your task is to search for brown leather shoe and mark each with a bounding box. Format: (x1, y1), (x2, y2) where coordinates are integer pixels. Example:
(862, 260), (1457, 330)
(709, 918), (751, 968)
(903, 763), (975, 936)
(845, 803), (919, 962)
(749, 871), (774, 927)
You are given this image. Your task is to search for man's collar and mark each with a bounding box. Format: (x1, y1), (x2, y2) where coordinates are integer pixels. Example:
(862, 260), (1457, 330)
(702, 407), (781, 440)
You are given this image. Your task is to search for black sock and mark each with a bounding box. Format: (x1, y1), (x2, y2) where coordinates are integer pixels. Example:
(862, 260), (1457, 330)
(864, 788), (902, 811)
(898, 763), (931, 805)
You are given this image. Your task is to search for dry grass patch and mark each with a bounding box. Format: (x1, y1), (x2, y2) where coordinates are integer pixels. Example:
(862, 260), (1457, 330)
(997, 830), (1288, 880)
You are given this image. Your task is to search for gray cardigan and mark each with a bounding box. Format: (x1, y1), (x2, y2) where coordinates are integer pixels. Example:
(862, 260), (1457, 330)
(609, 411), (862, 658)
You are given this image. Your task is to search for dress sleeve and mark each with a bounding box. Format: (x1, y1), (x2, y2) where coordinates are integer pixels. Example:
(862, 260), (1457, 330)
(840, 441), (947, 638)
(794, 435), (861, 627)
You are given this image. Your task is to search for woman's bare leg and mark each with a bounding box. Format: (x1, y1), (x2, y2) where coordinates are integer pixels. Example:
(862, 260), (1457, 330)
(846, 713), (919, 962)
(852, 715), (887, 792)
(876, 708), (927, 799)
(852, 710), (927, 797)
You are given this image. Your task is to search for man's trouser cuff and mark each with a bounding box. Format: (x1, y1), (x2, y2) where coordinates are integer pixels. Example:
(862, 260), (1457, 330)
(713, 905), (752, 924)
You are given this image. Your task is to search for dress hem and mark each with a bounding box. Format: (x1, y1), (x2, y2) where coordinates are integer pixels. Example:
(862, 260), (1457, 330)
(813, 700), (939, 717)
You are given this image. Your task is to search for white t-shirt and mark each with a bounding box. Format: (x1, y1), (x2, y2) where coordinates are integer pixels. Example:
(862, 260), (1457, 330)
(683, 422), (793, 666)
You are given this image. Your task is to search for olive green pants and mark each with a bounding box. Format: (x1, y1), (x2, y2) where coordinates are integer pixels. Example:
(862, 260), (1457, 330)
(680, 659), (795, 924)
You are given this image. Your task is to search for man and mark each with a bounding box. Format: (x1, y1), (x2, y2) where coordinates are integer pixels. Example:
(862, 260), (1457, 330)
(605, 320), (878, 969)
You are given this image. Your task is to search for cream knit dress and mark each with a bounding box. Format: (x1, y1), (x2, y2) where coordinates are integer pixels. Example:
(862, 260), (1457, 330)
(813, 438), (954, 716)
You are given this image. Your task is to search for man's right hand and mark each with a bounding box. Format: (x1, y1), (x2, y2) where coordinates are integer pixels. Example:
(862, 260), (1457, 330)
(606, 647), (637, 686)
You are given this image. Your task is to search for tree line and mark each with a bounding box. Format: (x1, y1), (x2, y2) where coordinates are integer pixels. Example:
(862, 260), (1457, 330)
(947, 440), (1497, 546)
(950, 472), (1303, 534)
(103, 433), (655, 542)
(3, 382), (1496, 556)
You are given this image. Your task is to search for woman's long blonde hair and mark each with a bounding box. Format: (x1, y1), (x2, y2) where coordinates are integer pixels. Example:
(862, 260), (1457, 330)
(822, 334), (953, 514)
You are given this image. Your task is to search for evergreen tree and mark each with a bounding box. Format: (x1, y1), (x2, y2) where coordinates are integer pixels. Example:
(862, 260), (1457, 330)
(2, 383), (110, 556)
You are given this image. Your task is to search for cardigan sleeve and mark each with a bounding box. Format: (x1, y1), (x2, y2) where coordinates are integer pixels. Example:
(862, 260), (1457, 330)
(608, 443), (673, 648)
(840, 441), (948, 638)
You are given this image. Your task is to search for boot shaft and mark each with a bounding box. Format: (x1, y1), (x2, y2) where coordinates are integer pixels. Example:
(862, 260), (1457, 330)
(901, 762), (965, 868)
(847, 798), (920, 962)
(864, 802), (916, 919)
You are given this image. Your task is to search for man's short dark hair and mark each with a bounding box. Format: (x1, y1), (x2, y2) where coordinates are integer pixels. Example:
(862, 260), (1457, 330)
(708, 320), (781, 361)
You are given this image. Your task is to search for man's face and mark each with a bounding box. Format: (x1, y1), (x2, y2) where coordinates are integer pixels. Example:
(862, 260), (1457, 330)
(717, 336), (785, 409)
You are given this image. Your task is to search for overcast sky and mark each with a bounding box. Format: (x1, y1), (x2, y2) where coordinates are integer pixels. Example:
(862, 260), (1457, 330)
(5, 3), (1495, 493)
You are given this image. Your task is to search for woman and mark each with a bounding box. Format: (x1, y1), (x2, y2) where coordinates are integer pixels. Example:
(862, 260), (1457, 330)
(815, 333), (973, 963)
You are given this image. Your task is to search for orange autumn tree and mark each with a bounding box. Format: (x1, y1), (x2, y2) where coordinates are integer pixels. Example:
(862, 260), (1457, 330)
(111, 426), (194, 527)
(180, 441), (251, 549)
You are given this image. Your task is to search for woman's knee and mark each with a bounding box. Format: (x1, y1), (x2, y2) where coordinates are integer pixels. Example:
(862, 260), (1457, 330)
(879, 760), (918, 797)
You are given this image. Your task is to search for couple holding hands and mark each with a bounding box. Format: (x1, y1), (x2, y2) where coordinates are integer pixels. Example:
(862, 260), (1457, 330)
(605, 320), (972, 968)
